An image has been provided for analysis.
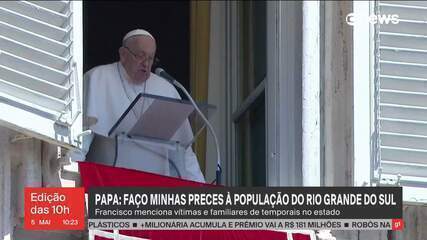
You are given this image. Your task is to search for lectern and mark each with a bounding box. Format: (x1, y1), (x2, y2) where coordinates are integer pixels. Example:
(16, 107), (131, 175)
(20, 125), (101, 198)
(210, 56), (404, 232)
(85, 93), (215, 179)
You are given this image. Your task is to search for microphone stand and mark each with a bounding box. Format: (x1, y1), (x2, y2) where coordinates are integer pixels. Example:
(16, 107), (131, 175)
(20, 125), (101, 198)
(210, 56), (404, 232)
(156, 68), (222, 185)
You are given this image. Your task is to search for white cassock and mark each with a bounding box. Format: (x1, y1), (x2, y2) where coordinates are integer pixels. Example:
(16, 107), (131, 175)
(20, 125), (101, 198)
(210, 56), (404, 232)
(82, 62), (205, 183)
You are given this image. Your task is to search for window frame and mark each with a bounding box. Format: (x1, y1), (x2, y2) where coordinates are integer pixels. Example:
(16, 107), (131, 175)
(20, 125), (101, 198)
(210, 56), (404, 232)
(208, 1), (303, 187)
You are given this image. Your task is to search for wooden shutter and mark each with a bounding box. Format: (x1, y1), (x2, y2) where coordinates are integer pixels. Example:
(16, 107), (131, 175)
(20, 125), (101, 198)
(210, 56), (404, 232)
(0, 1), (83, 148)
(376, 1), (427, 187)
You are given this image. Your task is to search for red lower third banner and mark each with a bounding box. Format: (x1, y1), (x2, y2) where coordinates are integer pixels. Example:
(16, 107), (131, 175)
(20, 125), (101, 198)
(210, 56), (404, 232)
(24, 187), (85, 230)
(79, 162), (313, 240)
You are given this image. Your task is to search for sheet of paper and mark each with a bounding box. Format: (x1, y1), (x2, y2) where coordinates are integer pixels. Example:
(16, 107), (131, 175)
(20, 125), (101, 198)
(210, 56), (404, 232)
(129, 97), (194, 140)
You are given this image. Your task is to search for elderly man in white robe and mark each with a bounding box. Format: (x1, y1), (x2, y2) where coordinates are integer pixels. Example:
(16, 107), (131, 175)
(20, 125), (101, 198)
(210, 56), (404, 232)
(80, 29), (205, 183)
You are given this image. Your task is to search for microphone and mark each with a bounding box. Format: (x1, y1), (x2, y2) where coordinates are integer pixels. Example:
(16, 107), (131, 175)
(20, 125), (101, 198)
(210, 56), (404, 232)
(155, 67), (222, 185)
(155, 68), (176, 85)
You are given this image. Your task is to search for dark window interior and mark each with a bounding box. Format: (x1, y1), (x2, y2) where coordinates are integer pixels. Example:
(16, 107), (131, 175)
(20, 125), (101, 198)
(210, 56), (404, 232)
(83, 1), (190, 90)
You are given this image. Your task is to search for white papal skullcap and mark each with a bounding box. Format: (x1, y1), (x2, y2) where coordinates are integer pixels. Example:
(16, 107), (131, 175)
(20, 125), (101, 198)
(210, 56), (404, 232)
(122, 29), (155, 44)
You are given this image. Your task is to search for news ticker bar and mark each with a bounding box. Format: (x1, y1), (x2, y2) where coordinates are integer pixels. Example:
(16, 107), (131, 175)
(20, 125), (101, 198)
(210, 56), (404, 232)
(88, 219), (404, 230)
(88, 187), (402, 219)
(23, 187), (403, 231)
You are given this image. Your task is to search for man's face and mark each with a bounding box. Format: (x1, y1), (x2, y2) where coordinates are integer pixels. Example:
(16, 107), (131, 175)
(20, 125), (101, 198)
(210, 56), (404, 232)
(119, 35), (156, 84)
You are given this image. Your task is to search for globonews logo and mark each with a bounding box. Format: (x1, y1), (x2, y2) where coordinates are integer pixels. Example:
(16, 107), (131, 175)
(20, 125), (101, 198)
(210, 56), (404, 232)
(346, 13), (400, 26)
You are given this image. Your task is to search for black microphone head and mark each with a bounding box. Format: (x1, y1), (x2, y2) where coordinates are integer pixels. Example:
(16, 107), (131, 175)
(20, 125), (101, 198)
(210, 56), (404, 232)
(155, 67), (175, 84)
(155, 67), (165, 76)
